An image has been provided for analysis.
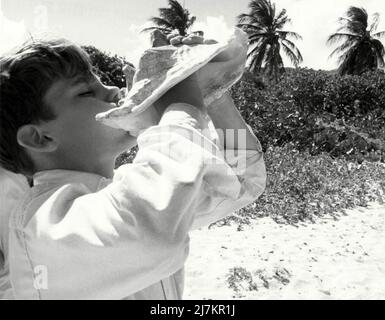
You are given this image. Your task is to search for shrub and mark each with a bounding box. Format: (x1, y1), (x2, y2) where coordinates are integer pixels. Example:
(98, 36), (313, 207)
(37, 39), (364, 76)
(230, 68), (385, 162)
(82, 45), (134, 89)
(212, 145), (385, 226)
(323, 70), (385, 116)
(114, 146), (138, 169)
(226, 267), (258, 296)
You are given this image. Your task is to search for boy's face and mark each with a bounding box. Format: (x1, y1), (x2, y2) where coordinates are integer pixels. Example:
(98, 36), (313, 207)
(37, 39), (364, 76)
(40, 72), (137, 173)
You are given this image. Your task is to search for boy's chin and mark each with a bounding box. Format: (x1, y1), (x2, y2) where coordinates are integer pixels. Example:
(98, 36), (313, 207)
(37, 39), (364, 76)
(117, 133), (138, 149)
(102, 131), (137, 155)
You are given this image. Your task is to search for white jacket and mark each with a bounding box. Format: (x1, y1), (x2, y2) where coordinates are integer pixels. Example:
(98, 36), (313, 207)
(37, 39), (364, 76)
(8, 103), (266, 299)
(0, 167), (29, 299)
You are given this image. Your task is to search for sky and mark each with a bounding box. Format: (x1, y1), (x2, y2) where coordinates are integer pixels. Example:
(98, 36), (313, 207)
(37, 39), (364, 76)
(1, 0), (385, 70)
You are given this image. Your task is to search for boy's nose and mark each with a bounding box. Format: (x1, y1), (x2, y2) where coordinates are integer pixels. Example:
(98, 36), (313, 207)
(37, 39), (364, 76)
(104, 85), (121, 104)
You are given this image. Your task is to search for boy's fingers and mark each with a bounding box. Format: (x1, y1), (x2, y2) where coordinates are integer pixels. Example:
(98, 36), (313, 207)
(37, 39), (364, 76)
(151, 30), (169, 47)
(163, 32), (219, 46)
(122, 64), (135, 90)
(203, 38), (218, 44)
(120, 88), (128, 99)
(122, 64), (135, 77)
(181, 35), (204, 45)
(169, 35), (185, 46)
(166, 33), (179, 41)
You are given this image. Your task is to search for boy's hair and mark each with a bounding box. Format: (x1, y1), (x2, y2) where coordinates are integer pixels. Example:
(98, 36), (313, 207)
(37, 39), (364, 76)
(0, 39), (93, 178)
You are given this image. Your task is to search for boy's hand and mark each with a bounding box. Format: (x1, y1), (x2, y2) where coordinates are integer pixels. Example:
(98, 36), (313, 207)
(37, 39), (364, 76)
(153, 73), (205, 116)
(118, 31), (216, 116)
(122, 64), (136, 92)
(150, 29), (218, 48)
(150, 30), (218, 115)
(167, 33), (218, 46)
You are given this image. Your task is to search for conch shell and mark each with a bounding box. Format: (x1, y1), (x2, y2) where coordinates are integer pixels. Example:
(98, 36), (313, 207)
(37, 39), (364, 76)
(96, 28), (249, 135)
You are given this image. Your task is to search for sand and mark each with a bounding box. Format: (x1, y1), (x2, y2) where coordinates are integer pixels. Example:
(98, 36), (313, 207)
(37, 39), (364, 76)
(184, 202), (385, 300)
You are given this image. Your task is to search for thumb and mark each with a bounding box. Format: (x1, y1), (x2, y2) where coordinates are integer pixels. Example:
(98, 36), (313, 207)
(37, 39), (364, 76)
(151, 30), (169, 47)
(123, 64), (135, 91)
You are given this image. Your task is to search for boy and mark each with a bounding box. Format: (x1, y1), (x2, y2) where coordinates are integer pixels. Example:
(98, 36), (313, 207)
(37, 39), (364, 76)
(0, 38), (266, 299)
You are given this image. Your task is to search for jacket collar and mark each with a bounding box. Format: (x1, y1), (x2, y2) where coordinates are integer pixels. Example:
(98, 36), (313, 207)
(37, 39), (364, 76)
(32, 169), (109, 192)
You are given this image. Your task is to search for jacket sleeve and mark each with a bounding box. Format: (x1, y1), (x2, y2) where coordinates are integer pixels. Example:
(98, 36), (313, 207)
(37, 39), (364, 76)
(0, 168), (29, 299)
(191, 147), (266, 230)
(9, 103), (265, 299)
(135, 104), (266, 230)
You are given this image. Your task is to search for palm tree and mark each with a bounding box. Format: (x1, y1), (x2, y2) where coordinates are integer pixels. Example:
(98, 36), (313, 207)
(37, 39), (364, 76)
(237, 0), (303, 82)
(327, 7), (385, 75)
(142, 0), (197, 36)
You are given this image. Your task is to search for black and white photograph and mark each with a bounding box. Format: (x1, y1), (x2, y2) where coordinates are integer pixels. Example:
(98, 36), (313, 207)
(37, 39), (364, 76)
(0, 0), (384, 305)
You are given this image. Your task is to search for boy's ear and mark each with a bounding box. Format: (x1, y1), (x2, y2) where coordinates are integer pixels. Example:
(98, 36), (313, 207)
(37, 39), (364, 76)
(16, 125), (58, 153)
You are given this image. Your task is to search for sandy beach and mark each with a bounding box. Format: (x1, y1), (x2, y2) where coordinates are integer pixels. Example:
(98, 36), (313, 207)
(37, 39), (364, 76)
(184, 202), (385, 300)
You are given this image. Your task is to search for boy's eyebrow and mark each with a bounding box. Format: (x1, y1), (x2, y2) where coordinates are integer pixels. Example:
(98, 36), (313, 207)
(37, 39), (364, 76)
(70, 72), (95, 87)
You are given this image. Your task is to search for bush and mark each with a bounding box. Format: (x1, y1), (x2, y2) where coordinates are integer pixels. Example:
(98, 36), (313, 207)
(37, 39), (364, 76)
(230, 68), (385, 162)
(323, 71), (385, 116)
(226, 267), (258, 297)
(212, 145), (385, 226)
(82, 45), (134, 89)
(114, 146), (138, 169)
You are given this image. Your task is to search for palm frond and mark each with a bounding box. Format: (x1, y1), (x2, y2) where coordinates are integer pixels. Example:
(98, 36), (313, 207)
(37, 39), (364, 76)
(281, 39), (303, 63)
(168, 0), (187, 18)
(327, 32), (360, 45)
(248, 32), (270, 41)
(248, 0), (275, 28)
(328, 39), (356, 58)
(237, 13), (252, 24)
(330, 7), (385, 75)
(237, 13), (265, 27)
(186, 16), (196, 29)
(144, 0), (194, 36)
(274, 9), (290, 30)
(159, 8), (178, 21)
(248, 37), (265, 48)
(336, 41), (378, 75)
(336, 17), (365, 36)
(277, 31), (302, 41)
(281, 38), (299, 50)
(264, 42), (284, 80)
(370, 38), (385, 67)
(346, 6), (368, 30)
(373, 31), (385, 38)
(140, 27), (173, 34)
(236, 23), (266, 32)
(249, 35), (269, 48)
(336, 43), (360, 74)
(249, 40), (269, 73)
(247, 39), (265, 59)
(281, 42), (300, 67)
(370, 12), (380, 33)
(149, 17), (175, 29)
(238, 0), (302, 81)
(274, 9), (287, 25)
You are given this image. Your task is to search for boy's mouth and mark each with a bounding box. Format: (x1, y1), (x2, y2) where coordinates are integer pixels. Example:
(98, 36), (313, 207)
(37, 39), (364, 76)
(109, 99), (125, 109)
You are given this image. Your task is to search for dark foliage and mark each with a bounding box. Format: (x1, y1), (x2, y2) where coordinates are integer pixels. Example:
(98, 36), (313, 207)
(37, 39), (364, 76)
(213, 144), (385, 225)
(82, 45), (134, 89)
(230, 68), (385, 162)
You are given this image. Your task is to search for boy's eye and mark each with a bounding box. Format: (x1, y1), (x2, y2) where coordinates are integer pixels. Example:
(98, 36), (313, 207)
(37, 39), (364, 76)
(79, 90), (94, 97)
